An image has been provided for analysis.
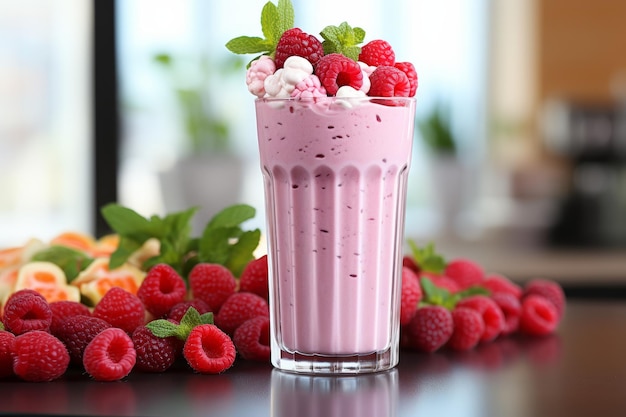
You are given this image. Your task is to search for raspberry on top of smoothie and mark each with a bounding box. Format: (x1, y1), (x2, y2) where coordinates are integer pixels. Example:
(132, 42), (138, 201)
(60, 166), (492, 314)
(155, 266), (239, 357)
(226, 0), (417, 99)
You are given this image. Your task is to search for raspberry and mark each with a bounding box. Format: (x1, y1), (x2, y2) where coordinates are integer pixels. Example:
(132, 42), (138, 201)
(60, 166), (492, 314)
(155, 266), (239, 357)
(524, 279), (565, 318)
(402, 255), (419, 274)
(368, 65), (410, 97)
(239, 255), (269, 301)
(404, 305), (453, 353)
(483, 274), (523, 299)
(233, 316), (270, 361)
(183, 324), (236, 374)
(519, 294), (559, 336)
(490, 292), (522, 336)
(215, 292), (269, 335)
(400, 266), (422, 326)
(49, 300), (92, 336)
(421, 271), (460, 293)
(12, 330), (69, 382)
(275, 28), (324, 69)
(189, 263), (237, 313)
(359, 39), (395, 66)
(448, 307), (484, 351)
(444, 259), (485, 290)
(132, 324), (178, 372)
(394, 62), (418, 97)
(456, 295), (505, 343)
(93, 287), (145, 334)
(138, 263), (187, 318)
(168, 299), (211, 323)
(83, 327), (136, 381)
(54, 315), (112, 364)
(0, 330), (15, 378)
(3, 288), (52, 335)
(314, 53), (363, 96)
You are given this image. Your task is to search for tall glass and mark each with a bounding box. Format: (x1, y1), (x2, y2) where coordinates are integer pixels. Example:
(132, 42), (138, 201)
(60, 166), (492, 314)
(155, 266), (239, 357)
(255, 97), (416, 374)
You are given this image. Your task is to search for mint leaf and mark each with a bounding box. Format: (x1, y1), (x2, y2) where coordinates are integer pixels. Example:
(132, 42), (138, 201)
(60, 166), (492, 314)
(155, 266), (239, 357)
(408, 240), (447, 274)
(198, 204), (259, 277)
(31, 246), (94, 282)
(225, 0), (294, 58)
(101, 204), (162, 241)
(147, 307), (214, 341)
(226, 36), (271, 55)
(261, 2), (279, 43)
(276, 0), (294, 35)
(420, 276), (454, 308)
(320, 22), (365, 61)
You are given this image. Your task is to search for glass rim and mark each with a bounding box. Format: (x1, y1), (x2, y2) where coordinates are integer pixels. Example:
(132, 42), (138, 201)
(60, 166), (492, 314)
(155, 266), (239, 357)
(255, 96), (416, 104)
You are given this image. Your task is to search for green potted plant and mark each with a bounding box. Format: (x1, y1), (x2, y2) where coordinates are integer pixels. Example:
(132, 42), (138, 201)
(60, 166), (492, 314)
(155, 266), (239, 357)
(154, 52), (247, 233)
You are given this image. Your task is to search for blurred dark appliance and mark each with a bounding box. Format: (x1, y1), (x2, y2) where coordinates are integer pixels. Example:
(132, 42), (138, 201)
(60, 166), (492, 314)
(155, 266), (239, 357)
(543, 99), (626, 248)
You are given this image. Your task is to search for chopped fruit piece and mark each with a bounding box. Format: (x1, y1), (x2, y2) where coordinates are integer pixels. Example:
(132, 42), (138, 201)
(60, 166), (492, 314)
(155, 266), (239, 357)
(233, 316), (270, 361)
(404, 305), (453, 353)
(183, 324), (236, 374)
(14, 261), (80, 304)
(3, 289), (52, 335)
(400, 267), (422, 326)
(73, 258), (145, 304)
(519, 294), (559, 336)
(189, 263), (237, 313)
(448, 307), (484, 351)
(12, 330), (70, 382)
(456, 295), (505, 343)
(83, 328), (136, 381)
(0, 266), (20, 308)
(359, 39), (395, 66)
(137, 264), (187, 318)
(239, 255), (269, 301)
(215, 292), (269, 336)
(92, 287), (145, 334)
(91, 234), (120, 258)
(0, 238), (46, 270)
(275, 28), (324, 69)
(50, 231), (95, 253)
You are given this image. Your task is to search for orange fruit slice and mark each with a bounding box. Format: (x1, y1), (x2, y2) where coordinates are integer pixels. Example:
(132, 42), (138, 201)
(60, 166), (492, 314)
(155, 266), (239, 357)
(50, 231), (96, 253)
(72, 258), (146, 305)
(127, 238), (160, 269)
(14, 261), (80, 304)
(0, 238), (46, 270)
(0, 266), (20, 309)
(90, 234), (120, 258)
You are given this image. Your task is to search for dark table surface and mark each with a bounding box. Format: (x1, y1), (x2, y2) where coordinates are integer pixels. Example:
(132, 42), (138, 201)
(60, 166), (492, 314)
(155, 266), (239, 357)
(1, 299), (625, 417)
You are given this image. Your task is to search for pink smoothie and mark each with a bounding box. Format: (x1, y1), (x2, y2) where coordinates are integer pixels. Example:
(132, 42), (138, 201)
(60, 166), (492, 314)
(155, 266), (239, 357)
(256, 97), (415, 362)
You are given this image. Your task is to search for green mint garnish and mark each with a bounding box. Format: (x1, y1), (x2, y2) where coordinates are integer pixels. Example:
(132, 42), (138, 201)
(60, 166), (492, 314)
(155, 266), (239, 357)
(420, 276), (489, 310)
(225, 0), (294, 59)
(101, 203), (259, 278)
(30, 246), (94, 282)
(146, 307), (214, 341)
(408, 240), (447, 274)
(319, 22), (365, 61)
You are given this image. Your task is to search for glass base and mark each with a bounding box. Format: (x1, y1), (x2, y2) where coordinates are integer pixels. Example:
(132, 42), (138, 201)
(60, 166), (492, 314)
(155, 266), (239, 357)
(272, 346), (398, 374)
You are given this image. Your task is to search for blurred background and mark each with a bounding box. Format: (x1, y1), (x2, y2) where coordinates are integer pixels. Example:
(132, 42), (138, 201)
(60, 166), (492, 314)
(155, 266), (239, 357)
(1, 0), (625, 290)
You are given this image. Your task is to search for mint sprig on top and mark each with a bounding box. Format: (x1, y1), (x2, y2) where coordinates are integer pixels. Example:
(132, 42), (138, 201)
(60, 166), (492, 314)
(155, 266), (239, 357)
(225, 0), (294, 60)
(320, 22), (365, 61)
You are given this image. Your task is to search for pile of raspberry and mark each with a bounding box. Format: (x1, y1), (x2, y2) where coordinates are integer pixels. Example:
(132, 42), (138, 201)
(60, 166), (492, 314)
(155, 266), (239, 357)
(0, 256), (270, 382)
(400, 254), (566, 353)
(246, 29), (418, 99)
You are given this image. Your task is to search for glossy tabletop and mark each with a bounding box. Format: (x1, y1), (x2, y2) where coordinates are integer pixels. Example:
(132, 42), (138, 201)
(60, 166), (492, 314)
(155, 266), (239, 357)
(1, 300), (625, 417)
